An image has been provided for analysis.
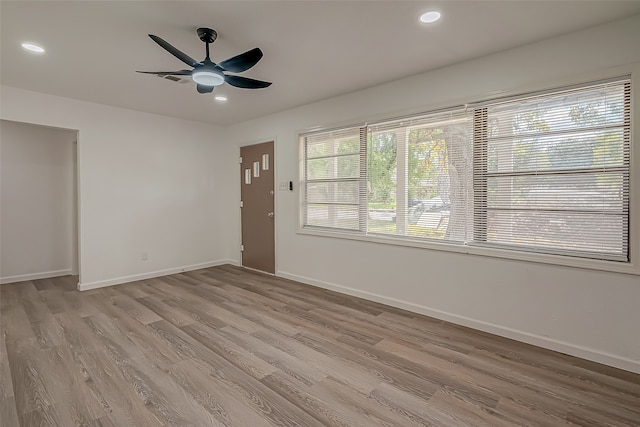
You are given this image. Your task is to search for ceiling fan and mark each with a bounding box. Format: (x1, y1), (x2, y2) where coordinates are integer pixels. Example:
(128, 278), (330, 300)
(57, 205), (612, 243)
(137, 27), (271, 94)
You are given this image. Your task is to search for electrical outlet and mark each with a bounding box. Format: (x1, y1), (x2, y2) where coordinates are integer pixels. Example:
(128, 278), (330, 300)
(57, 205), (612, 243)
(141, 251), (148, 261)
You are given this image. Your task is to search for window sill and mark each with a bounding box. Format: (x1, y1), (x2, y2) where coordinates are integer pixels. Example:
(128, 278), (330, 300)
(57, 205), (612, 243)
(297, 227), (640, 276)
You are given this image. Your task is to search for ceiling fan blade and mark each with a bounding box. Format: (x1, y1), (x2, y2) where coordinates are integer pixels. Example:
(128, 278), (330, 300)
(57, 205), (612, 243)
(196, 84), (214, 94)
(148, 34), (199, 67)
(217, 48), (263, 73)
(136, 70), (192, 76)
(225, 75), (272, 89)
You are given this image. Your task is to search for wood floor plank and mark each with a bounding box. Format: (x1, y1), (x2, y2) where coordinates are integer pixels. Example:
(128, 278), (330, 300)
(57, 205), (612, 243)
(164, 358), (276, 427)
(213, 276), (316, 311)
(32, 276), (76, 292)
(83, 313), (145, 361)
(5, 338), (56, 415)
(278, 305), (384, 345)
(31, 318), (65, 349)
(258, 304), (342, 341)
(61, 290), (101, 318)
(18, 403), (66, 427)
(1, 283), (23, 311)
(428, 388), (517, 427)
(25, 345), (107, 425)
(2, 265), (639, 426)
(252, 327), (381, 394)
(86, 412), (130, 427)
(57, 275), (79, 290)
(218, 325), (328, 387)
(494, 397), (576, 426)
(565, 405), (640, 427)
(0, 396), (20, 427)
(54, 311), (104, 355)
(223, 300), (302, 336)
(31, 278), (58, 291)
(38, 288), (70, 314)
(1, 305), (37, 344)
(76, 349), (163, 426)
(135, 295), (196, 328)
(116, 280), (154, 299)
(146, 276), (223, 305)
(108, 293), (163, 325)
(369, 380), (465, 427)
(16, 282), (54, 325)
(308, 376), (419, 427)
(0, 324), (16, 400)
(161, 296), (229, 330)
(111, 314), (186, 371)
(260, 370), (360, 427)
(183, 303), (261, 334)
(207, 279), (282, 308)
(181, 322), (278, 380)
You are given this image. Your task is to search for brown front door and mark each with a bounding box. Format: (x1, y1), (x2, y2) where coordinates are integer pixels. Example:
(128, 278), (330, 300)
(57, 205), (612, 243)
(240, 141), (275, 274)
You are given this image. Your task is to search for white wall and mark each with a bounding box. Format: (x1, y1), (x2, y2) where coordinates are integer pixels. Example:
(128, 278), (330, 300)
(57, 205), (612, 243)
(226, 14), (640, 373)
(0, 87), (235, 288)
(0, 120), (77, 283)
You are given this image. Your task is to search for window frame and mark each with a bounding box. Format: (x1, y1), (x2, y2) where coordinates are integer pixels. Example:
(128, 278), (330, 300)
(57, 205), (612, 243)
(298, 71), (640, 275)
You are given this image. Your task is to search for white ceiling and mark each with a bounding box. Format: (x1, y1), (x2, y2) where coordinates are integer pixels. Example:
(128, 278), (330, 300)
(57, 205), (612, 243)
(2, 1), (640, 126)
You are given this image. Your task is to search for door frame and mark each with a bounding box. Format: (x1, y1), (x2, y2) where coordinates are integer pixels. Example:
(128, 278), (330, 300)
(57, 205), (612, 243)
(239, 137), (278, 275)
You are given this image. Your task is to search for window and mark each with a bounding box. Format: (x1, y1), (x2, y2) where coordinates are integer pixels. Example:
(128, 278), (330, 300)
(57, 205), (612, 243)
(302, 127), (366, 231)
(367, 109), (472, 242)
(474, 80), (630, 261)
(301, 78), (631, 263)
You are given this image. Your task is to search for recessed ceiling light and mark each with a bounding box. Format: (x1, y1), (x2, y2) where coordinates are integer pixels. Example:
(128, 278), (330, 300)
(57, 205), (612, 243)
(21, 42), (45, 53)
(419, 11), (441, 24)
(214, 95), (228, 102)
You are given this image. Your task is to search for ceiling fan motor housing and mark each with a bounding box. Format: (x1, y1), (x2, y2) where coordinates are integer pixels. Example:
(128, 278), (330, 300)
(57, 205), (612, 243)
(197, 28), (218, 44)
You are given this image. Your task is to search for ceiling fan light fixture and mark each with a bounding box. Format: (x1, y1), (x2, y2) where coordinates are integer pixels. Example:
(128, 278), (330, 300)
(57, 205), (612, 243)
(420, 11), (441, 24)
(192, 69), (225, 86)
(21, 42), (45, 53)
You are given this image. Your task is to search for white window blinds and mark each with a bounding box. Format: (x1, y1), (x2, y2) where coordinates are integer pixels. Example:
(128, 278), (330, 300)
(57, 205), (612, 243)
(367, 109), (472, 242)
(473, 79), (630, 261)
(302, 127), (366, 231)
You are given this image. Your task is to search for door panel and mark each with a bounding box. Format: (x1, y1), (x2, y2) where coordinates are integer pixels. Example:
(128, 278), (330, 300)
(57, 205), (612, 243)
(240, 142), (275, 273)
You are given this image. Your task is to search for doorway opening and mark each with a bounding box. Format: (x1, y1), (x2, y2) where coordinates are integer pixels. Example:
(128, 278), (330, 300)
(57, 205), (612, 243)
(0, 120), (79, 285)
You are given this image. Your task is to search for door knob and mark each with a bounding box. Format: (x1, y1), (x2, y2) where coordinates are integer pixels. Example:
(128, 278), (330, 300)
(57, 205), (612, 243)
(267, 212), (274, 218)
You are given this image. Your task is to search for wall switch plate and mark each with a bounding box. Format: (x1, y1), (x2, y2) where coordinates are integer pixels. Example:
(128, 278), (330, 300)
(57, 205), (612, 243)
(141, 251), (148, 261)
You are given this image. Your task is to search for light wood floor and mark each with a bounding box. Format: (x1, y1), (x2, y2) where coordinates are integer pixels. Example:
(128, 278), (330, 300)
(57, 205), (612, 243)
(1, 265), (639, 426)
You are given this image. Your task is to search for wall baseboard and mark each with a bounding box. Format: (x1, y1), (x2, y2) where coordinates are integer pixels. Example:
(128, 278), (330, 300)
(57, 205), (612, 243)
(77, 259), (237, 291)
(1, 269), (73, 284)
(278, 271), (640, 375)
